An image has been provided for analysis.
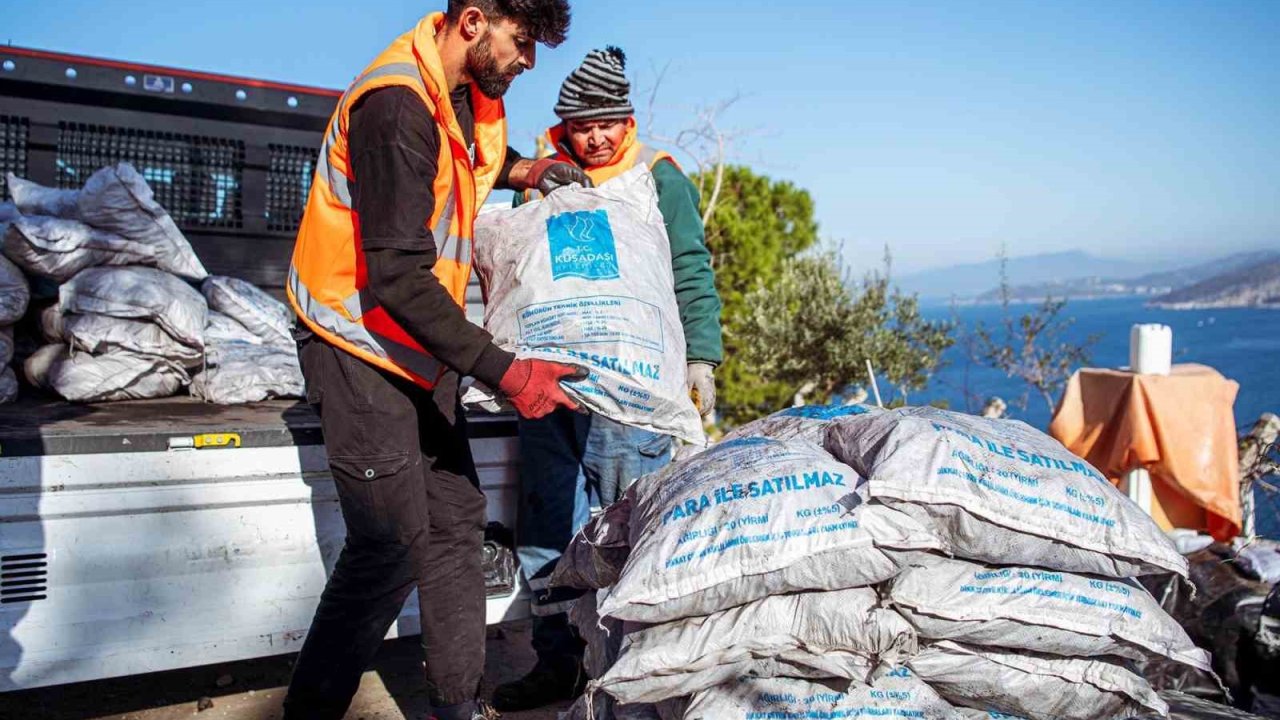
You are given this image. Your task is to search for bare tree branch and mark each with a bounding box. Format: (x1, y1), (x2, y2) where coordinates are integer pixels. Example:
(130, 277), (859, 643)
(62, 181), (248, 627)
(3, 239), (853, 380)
(638, 68), (750, 223)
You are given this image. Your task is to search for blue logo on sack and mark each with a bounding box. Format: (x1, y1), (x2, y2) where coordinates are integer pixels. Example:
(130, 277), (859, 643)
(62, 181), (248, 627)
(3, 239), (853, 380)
(780, 404), (870, 420)
(547, 209), (620, 281)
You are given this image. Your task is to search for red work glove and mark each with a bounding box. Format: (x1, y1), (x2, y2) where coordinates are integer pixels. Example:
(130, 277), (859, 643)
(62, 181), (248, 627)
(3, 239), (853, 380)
(527, 158), (593, 195)
(499, 359), (589, 420)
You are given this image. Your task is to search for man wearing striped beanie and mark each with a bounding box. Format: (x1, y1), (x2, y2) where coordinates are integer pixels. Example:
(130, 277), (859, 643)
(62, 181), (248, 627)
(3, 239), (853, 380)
(494, 46), (724, 712)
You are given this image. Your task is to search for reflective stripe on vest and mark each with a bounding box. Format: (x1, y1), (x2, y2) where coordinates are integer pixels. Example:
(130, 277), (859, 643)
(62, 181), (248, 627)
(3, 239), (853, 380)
(314, 63), (476, 307)
(288, 265), (444, 381)
(317, 62), (424, 210)
(315, 62), (474, 293)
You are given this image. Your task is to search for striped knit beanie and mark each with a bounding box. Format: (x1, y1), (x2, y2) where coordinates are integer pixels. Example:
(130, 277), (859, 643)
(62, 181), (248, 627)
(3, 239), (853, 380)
(554, 46), (634, 121)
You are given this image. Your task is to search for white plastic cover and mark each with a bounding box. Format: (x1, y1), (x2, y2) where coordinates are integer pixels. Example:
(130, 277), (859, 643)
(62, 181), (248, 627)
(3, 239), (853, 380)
(0, 325), (13, 368)
(201, 276), (293, 346)
(6, 174), (80, 219)
(681, 670), (962, 720)
(24, 343), (188, 403)
(824, 406), (1188, 578)
(75, 163), (207, 280)
(3, 215), (158, 281)
(595, 587), (915, 705)
(956, 710), (1028, 719)
(909, 641), (1168, 720)
(888, 554), (1212, 671)
(475, 165), (702, 443)
(59, 313), (205, 368)
(598, 436), (943, 623)
(0, 202), (17, 237)
(204, 310), (265, 346)
(60, 267), (207, 349)
(189, 343), (303, 404)
(0, 252), (30, 325)
(0, 366), (17, 405)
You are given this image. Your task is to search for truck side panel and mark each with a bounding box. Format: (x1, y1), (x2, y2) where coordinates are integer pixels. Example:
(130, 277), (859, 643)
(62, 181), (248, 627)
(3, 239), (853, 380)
(0, 417), (523, 691)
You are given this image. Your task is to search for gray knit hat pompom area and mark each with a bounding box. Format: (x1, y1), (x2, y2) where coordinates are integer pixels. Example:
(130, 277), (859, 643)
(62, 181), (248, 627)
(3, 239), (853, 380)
(554, 46), (635, 121)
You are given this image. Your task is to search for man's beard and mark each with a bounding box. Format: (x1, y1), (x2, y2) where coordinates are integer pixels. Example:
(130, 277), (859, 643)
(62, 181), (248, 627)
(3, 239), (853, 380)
(467, 33), (518, 99)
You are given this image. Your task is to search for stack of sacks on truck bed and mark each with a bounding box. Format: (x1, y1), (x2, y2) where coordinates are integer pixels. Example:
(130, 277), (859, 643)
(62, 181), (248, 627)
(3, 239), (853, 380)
(0, 202), (27, 403)
(552, 404), (1217, 720)
(191, 276), (302, 404)
(3, 165), (301, 403)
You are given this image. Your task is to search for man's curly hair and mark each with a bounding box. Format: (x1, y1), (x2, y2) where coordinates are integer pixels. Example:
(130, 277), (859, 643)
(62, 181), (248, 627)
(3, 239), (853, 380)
(447, 0), (571, 48)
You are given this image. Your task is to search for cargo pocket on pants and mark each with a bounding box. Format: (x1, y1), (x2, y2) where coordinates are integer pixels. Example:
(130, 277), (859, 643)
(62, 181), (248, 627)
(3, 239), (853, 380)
(327, 451), (424, 544)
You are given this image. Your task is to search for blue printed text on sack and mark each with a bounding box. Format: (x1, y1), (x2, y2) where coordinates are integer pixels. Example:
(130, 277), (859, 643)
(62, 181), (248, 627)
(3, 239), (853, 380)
(661, 470), (847, 526)
(931, 421), (1105, 482)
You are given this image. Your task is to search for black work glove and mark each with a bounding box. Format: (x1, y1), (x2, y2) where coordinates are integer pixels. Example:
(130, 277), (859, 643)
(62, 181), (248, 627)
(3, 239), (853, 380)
(527, 157), (593, 195)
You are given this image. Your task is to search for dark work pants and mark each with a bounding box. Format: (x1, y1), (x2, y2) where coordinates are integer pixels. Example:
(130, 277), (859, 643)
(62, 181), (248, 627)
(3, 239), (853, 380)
(283, 335), (487, 718)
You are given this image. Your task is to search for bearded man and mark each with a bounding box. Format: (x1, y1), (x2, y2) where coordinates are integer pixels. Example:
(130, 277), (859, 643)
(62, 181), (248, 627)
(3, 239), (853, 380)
(283, 3), (589, 719)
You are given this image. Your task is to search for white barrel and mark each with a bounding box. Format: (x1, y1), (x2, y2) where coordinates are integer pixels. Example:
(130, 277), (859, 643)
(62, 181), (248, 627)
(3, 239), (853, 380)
(1129, 323), (1172, 376)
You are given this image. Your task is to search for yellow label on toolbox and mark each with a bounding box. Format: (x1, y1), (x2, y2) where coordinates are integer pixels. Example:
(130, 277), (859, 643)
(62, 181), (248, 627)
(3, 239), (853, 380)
(194, 433), (242, 449)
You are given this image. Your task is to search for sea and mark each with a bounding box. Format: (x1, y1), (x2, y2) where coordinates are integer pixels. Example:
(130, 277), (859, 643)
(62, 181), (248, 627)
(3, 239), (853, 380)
(917, 297), (1280, 539)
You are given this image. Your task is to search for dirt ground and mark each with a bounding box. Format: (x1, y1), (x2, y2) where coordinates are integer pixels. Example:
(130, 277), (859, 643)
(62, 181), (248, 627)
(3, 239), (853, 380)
(0, 621), (571, 720)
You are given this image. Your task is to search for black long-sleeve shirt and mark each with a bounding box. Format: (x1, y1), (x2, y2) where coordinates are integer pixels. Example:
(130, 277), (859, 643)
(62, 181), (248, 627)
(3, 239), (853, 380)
(347, 85), (519, 393)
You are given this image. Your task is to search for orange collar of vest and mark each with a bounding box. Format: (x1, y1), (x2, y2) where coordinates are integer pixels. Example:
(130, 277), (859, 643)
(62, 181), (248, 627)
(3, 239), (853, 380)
(546, 117), (640, 174)
(412, 13), (505, 156)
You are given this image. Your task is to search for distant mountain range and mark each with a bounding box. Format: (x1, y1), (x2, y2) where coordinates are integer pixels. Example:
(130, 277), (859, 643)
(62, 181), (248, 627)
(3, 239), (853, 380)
(895, 251), (1154, 299)
(1149, 257), (1280, 309)
(898, 249), (1280, 309)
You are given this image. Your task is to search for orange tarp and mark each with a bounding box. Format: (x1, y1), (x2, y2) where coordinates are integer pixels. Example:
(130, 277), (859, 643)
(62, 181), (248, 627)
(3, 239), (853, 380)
(1049, 364), (1241, 541)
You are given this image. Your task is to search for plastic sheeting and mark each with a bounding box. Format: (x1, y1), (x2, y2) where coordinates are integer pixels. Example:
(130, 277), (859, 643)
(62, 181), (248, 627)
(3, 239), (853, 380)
(74, 163), (207, 280)
(0, 252), (30, 325)
(3, 215), (157, 281)
(204, 310), (265, 346)
(910, 641), (1167, 720)
(1050, 365), (1242, 541)
(24, 343), (188, 402)
(682, 672), (960, 720)
(888, 554), (1212, 671)
(595, 588), (912, 705)
(0, 366), (17, 405)
(201, 276), (293, 346)
(60, 266), (207, 349)
(6, 174), (80, 219)
(189, 343), (302, 404)
(720, 402), (881, 445)
(60, 313), (204, 368)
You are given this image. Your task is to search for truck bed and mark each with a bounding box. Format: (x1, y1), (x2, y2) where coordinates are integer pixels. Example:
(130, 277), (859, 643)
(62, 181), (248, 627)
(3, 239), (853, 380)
(0, 396), (321, 456)
(0, 395), (518, 456)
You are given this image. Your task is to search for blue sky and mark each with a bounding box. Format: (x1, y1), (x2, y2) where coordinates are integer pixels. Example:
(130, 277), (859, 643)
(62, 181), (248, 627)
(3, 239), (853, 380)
(4, 0), (1277, 274)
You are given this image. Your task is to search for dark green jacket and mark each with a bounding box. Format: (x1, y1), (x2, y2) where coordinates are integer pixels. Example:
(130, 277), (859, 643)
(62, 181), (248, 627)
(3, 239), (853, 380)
(514, 157), (724, 365)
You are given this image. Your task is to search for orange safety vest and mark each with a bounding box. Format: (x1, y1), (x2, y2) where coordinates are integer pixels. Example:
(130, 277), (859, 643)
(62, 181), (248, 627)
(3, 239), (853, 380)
(520, 117), (676, 202)
(288, 12), (507, 389)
